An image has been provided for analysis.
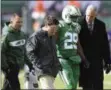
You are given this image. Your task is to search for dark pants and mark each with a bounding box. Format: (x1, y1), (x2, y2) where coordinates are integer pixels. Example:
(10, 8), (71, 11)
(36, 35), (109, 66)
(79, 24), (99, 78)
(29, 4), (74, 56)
(82, 79), (103, 90)
(2, 64), (20, 90)
(80, 63), (103, 90)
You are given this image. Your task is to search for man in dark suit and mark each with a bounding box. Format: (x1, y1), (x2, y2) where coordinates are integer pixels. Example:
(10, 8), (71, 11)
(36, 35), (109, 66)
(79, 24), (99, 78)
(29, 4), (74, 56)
(79, 5), (111, 90)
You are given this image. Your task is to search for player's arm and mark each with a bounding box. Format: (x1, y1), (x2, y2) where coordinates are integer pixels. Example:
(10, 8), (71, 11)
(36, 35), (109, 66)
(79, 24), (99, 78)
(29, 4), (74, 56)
(77, 38), (90, 68)
(77, 38), (85, 60)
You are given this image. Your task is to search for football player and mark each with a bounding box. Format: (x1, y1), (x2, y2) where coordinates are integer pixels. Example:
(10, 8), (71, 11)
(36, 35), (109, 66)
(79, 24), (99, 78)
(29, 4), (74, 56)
(56, 5), (89, 89)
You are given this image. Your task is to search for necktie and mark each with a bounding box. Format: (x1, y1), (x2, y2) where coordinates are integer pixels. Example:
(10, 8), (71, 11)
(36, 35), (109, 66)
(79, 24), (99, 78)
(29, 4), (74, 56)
(88, 22), (93, 31)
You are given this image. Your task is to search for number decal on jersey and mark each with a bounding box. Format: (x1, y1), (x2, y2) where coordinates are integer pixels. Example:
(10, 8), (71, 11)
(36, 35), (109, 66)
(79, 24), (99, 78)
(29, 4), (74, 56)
(64, 32), (78, 49)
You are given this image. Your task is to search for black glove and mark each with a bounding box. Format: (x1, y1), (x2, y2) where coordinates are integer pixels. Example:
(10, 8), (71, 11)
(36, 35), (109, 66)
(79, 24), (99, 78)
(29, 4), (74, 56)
(82, 59), (90, 69)
(104, 64), (111, 74)
(28, 63), (35, 72)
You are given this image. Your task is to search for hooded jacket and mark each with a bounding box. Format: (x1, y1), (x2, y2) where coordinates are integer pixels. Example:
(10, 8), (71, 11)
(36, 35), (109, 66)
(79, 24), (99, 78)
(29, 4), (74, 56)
(1, 22), (32, 70)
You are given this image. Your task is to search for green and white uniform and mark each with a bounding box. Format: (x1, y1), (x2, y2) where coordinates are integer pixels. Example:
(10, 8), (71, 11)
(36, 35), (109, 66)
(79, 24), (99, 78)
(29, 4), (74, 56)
(57, 20), (81, 89)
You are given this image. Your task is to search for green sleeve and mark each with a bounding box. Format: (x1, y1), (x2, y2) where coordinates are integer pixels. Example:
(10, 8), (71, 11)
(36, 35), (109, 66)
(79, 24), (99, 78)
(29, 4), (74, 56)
(1, 35), (9, 70)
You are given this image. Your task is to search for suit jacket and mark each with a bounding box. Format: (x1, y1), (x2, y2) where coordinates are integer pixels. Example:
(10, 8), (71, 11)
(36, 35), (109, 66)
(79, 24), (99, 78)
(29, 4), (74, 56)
(79, 17), (110, 86)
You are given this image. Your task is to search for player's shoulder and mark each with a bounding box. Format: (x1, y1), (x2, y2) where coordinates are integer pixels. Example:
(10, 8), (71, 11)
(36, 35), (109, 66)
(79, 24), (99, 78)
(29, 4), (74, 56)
(59, 20), (66, 27)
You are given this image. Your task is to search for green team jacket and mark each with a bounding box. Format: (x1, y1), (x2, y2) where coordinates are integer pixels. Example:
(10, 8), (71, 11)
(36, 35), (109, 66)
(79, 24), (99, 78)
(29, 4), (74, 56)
(1, 22), (32, 70)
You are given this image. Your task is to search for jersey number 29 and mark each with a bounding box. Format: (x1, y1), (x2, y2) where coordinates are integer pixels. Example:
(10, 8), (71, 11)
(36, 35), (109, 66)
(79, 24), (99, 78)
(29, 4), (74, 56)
(64, 32), (78, 49)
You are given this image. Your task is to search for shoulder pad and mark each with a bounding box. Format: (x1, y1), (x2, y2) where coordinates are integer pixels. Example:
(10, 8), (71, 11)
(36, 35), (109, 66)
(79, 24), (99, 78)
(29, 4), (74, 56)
(59, 20), (65, 27)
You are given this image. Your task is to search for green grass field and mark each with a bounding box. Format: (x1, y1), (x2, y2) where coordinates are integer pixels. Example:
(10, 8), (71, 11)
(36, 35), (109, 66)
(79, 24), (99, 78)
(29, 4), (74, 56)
(1, 70), (111, 89)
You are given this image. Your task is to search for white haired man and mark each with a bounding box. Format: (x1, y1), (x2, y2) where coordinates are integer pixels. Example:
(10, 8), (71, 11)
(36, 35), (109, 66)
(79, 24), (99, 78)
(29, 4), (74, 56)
(79, 5), (111, 90)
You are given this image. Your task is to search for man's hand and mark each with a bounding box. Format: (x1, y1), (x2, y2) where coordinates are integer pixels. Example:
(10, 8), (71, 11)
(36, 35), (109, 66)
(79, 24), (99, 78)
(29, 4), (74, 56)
(82, 59), (90, 69)
(28, 63), (35, 72)
(104, 64), (111, 74)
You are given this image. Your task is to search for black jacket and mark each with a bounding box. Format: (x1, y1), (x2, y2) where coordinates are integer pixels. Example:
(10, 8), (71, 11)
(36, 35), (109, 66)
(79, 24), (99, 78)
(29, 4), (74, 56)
(26, 29), (61, 80)
(79, 17), (110, 86)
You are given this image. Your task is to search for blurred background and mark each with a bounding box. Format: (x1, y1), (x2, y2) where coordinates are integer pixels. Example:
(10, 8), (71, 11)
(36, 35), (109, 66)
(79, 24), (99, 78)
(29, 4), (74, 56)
(1, 1), (111, 35)
(2, 0), (111, 52)
(1, 0), (111, 89)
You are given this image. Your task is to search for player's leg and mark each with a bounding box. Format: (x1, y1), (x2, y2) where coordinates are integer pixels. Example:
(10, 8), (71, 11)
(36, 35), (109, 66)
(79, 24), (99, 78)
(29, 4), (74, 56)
(72, 64), (80, 89)
(59, 58), (75, 89)
(71, 55), (81, 89)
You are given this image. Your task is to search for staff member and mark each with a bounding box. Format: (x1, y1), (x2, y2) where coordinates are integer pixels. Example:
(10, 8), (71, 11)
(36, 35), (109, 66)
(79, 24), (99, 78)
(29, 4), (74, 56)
(1, 13), (33, 90)
(79, 5), (111, 90)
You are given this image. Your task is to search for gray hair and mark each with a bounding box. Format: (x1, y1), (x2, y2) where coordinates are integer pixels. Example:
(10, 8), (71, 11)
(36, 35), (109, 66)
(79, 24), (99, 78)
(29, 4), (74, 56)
(85, 4), (97, 15)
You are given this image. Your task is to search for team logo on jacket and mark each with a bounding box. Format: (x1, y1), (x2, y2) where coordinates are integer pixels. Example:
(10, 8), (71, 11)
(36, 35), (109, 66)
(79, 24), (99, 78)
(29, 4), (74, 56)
(9, 39), (25, 47)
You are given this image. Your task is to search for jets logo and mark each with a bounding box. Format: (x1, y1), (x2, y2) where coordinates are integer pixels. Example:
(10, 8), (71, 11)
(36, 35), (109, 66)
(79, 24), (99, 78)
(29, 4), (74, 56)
(9, 39), (25, 47)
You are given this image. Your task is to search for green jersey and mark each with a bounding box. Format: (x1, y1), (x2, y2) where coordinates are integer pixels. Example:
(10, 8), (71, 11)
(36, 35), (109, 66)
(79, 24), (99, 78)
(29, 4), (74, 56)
(57, 20), (81, 59)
